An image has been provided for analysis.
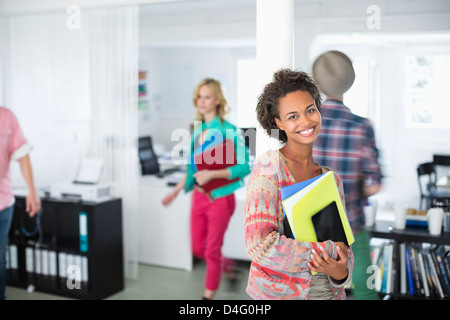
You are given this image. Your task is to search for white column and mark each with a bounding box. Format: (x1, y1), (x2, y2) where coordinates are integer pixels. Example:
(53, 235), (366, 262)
(255, 0), (294, 158)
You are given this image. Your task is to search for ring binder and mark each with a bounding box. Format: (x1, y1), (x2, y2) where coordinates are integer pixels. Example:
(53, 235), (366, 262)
(79, 212), (88, 252)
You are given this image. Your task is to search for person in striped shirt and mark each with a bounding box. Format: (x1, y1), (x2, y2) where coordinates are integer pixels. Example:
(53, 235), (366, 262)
(0, 107), (41, 300)
(312, 50), (383, 300)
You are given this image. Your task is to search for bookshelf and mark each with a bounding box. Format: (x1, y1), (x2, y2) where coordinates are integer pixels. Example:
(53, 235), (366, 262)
(6, 196), (124, 300)
(367, 220), (450, 299)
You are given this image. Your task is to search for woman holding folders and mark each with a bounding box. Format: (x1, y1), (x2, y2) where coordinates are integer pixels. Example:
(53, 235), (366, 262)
(244, 69), (354, 300)
(162, 78), (251, 300)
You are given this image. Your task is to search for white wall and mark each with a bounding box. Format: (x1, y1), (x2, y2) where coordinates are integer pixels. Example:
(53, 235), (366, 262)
(138, 46), (242, 151)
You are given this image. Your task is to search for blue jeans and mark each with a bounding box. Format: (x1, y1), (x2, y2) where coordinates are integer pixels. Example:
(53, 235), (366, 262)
(0, 205), (14, 300)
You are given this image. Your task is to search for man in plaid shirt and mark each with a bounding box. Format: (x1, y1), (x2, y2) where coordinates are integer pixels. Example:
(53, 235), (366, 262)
(312, 51), (383, 300)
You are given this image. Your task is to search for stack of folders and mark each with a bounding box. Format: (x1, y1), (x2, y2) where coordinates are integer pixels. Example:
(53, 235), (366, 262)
(280, 171), (355, 247)
(23, 243), (88, 293)
(191, 133), (239, 193)
(58, 251), (89, 293)
(25, 243), (58, 289)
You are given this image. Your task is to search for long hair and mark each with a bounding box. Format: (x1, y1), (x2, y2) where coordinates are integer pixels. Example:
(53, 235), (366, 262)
(193, 78), (228, 123)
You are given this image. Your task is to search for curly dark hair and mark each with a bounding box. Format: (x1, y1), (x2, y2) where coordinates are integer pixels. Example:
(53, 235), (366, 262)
(256, 68), (322, 143)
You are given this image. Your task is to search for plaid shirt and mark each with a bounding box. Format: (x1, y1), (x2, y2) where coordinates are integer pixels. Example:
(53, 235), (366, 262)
(313, 100), (382, 233)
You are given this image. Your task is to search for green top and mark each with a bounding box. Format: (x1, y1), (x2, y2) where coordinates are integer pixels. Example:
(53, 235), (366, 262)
(184, 116), (251, 199)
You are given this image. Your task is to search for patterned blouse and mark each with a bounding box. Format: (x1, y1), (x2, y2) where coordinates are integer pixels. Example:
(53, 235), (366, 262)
(245, 149), (354, 300)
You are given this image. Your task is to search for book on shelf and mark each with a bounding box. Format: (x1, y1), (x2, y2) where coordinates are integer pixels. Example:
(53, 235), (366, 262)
(371, 241), (395, 294)
(280, 171), (355, 247)
(378, 242), (394, 294)
(191, 137), (239, 193)
(426, 247), (445, 298)
(405, 246), (415, 295)
(371, 244), (383, 292)
(423, 248), (436, 298)
(443, 251), (450, 291)
(430, 245), (450, 297)
(400, 242), (407, 295)
(417, 250), (430, 297)
(410, 245), (424, 296)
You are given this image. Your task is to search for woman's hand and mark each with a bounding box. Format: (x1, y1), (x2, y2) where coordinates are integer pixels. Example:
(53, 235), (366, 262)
(26, 191), (41, 217)
(308, 244), (349, 281)
(193, 169), (216, 186)
(162, 189), (179, 206)
(162, 174), (187, 207)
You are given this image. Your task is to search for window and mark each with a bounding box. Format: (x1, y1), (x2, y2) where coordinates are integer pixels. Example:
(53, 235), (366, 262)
(404, 54), (450, 128)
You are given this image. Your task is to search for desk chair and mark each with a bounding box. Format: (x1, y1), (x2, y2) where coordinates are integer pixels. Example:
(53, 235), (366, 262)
(433, 154), (450, 165)
(417, 162), (436, 210)
(138, 136), (160, 175)
(417, 161), (450, 210)
(433, 154), (450, 179)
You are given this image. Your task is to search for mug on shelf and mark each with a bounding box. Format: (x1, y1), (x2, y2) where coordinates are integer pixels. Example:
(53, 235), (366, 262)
(427, 207), (444, 236)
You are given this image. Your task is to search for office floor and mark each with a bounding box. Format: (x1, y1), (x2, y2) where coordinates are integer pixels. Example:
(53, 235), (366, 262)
(5, 259), (253, 300)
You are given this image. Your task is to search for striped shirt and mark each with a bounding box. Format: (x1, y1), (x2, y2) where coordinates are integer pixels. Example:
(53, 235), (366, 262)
(313, 100), (383, 234)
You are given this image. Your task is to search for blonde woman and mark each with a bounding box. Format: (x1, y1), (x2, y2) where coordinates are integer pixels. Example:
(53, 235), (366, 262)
(162, 78), (251, 300)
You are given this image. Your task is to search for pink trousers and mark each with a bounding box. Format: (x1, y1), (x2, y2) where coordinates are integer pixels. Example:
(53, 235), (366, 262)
(190, 189), (236, 291)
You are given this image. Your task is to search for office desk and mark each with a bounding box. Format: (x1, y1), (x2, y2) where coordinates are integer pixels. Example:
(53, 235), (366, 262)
(8, 196), (124, 299)
(138, 175), (249, 272)
(367, 220), (450, 245)
(138, 175), (192, 271)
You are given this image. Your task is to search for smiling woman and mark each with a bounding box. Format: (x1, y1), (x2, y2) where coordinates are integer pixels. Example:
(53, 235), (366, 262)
(276, 91), (321, 141)
(245, 68), (354, 300)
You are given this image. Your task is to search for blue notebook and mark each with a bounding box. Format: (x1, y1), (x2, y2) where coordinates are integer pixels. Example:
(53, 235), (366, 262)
(190, 130), (223, 173)
(280, 173), (325, 201)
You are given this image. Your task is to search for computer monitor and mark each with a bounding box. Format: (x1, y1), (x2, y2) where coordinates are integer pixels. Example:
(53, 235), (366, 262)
(138, 136), (160, 175)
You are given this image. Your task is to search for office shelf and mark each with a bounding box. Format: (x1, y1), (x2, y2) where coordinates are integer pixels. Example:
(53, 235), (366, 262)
(7, 196), (124, 300)
(367, 220), (450, 300)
